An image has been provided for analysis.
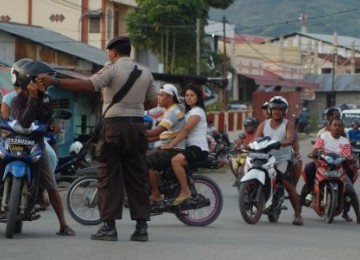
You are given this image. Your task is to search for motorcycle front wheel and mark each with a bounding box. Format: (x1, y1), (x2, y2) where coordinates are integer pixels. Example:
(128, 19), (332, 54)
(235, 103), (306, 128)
(6, 178), (22, 238)
(268, 186), (284, 223)
(324, 187), (337, 224)
(175, 175), (223, 226)
(239, 180), (265, 224)
(67, 176), (101, 225)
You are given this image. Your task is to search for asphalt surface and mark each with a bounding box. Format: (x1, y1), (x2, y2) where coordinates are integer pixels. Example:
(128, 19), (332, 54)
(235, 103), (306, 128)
(0, 133), (359, 260)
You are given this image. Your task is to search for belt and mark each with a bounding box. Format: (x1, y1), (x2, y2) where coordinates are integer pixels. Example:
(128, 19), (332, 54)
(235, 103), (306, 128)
(104, 116), (143, 124)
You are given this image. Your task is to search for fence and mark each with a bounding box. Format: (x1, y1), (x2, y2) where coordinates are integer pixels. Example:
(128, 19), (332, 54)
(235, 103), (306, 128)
(207, 109), (253, 141)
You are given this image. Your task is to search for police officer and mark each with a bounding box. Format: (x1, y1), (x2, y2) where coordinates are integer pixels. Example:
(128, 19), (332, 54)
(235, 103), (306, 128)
(37, 36), (158, 242)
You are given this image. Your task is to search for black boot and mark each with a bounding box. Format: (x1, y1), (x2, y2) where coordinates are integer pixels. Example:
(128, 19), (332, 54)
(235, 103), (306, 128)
(130, 219), (148, 242)
(91, 220), (117, 241)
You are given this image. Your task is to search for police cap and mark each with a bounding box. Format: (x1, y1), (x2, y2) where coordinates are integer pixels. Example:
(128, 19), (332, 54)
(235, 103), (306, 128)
(106, 36), (130, 50)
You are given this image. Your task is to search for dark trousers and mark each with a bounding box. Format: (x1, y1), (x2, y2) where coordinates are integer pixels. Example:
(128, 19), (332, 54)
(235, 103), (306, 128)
(97, 118), (150, 221)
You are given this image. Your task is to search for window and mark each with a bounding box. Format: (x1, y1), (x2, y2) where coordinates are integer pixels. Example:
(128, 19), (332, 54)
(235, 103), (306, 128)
(321, 68), (332, 74)
(89, 17), (100, 33)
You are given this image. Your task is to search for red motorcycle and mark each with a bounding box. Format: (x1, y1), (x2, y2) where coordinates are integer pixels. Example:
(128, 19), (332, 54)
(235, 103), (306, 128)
(301, 151), (347, 223)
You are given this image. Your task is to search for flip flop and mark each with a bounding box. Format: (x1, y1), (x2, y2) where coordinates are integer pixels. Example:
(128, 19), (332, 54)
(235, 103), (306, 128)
(342, 213), (353, 222)
(56, 226), (76, 236)
(292, 216), (304, 226)
(173, 195), (190, 206)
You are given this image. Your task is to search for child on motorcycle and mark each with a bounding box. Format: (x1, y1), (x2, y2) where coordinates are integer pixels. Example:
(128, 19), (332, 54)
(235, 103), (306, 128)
(229, 117), (257, 186)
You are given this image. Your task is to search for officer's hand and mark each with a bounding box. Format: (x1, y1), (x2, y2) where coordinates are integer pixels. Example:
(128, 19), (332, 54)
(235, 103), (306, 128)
(27, 81), (38, 98)
(36, 74), (53, 86)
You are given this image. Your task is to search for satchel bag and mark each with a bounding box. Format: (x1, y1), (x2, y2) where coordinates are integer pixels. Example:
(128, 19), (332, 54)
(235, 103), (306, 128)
(90, 65), (142, 162)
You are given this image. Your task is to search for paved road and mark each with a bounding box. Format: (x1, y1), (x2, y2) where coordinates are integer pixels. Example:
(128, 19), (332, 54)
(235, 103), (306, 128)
(0, 134), (359, 260)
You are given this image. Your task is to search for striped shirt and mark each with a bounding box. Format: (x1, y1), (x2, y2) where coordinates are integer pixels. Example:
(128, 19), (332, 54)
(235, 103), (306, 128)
(158, 104), (186, 149)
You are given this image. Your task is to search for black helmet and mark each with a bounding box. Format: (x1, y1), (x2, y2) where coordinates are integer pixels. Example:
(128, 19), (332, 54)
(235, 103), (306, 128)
(17, 61), (56, 89)
(244, 117), (257, 127)
(11, 58), (33, 87)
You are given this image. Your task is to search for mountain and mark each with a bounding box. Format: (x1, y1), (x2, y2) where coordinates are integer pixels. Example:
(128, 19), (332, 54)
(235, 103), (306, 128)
(209, 0), (360, 38)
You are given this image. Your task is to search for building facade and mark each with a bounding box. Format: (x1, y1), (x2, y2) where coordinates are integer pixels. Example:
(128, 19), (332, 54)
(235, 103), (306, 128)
(0, 0), (136, 50)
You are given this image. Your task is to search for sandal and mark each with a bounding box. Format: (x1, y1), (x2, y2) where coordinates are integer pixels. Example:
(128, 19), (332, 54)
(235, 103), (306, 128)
(173, 195), (190, 206)
(292, 216), (304, 226)
(342, 213), (353, 222)
(56, 226), (76, 236)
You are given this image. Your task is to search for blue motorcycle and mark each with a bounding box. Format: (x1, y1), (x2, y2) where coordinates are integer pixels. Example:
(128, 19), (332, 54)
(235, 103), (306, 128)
(0, 119), (47, 238)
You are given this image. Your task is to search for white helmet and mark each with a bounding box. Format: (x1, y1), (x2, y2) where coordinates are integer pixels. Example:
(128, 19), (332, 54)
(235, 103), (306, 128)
(69, 141), (83, 155)
(269, 96), (288, 114)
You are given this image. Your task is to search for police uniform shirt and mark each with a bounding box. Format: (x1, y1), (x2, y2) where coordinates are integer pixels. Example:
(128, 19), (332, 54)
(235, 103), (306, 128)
(90, 57), (157, 118)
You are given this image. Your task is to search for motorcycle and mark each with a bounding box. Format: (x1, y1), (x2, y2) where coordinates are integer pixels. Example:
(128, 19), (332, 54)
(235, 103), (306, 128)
(297, 120), (310, 135)
(67, 157), (224, 226)
(238, 136), (287, 224)
(350, 140), (360, 168)
(0, 119), (48, 238)
(228, 147), (249, 189)
(54, 140), (92, 184)
(228, 134), (250, 189)
(211, 131), (232, 162)
(300, 151), (347, 223)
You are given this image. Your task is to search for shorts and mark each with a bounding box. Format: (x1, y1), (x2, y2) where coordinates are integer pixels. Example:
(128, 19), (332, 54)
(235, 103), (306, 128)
(180, 145), (208, 165)
(35, 150), (57, 190)
(146, 148), (181, 170)
(275, 160), (292, 183)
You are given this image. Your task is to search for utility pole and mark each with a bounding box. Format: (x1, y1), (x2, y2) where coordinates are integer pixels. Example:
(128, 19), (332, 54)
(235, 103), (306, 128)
(196, 18), (200, 75)
(222, 15), (228, 111)
(331, 33), (338, 107)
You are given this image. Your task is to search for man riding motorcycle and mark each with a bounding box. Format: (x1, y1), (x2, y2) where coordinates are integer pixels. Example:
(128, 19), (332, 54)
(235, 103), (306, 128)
(254, 96), (303, 225)
(304, 118), (360, 223)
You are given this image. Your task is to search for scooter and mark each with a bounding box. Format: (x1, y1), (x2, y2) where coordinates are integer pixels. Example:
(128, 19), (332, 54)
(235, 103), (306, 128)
(238, 136), (287, 224)
(0, 119), (47, 238)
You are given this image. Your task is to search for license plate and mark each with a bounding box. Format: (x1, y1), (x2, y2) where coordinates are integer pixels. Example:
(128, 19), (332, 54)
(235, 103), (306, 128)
(6, 137), (34, 146)
(249, 153), (268, 159)
(325, 170), (340, 177)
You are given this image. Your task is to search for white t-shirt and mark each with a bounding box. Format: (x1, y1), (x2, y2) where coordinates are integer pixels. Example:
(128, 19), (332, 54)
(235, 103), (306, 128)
(314, 131), (351, 156)
(185, 106), (209, 151)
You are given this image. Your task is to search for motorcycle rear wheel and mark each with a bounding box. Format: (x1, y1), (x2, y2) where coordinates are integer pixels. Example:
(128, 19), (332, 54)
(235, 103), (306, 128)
(6, 178), (22, 238)
(239, 180), (264, 224)
(67, 176), (101, 225)
(324, 187), (337, 224)
(175, 175), (223, 226)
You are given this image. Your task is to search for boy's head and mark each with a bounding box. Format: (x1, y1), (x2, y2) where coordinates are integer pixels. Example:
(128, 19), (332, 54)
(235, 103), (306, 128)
(352, 120), (360, 130)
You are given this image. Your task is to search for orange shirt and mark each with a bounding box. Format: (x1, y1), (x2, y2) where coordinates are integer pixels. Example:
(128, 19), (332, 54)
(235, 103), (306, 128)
(236, 132), (256, 148)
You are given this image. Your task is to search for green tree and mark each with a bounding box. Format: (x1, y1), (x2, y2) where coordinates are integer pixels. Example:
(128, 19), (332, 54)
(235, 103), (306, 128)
(126, 0), (233, 74)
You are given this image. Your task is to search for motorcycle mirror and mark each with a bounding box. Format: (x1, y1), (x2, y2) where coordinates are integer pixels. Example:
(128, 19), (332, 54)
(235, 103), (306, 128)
(54, 109), (72, 120)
